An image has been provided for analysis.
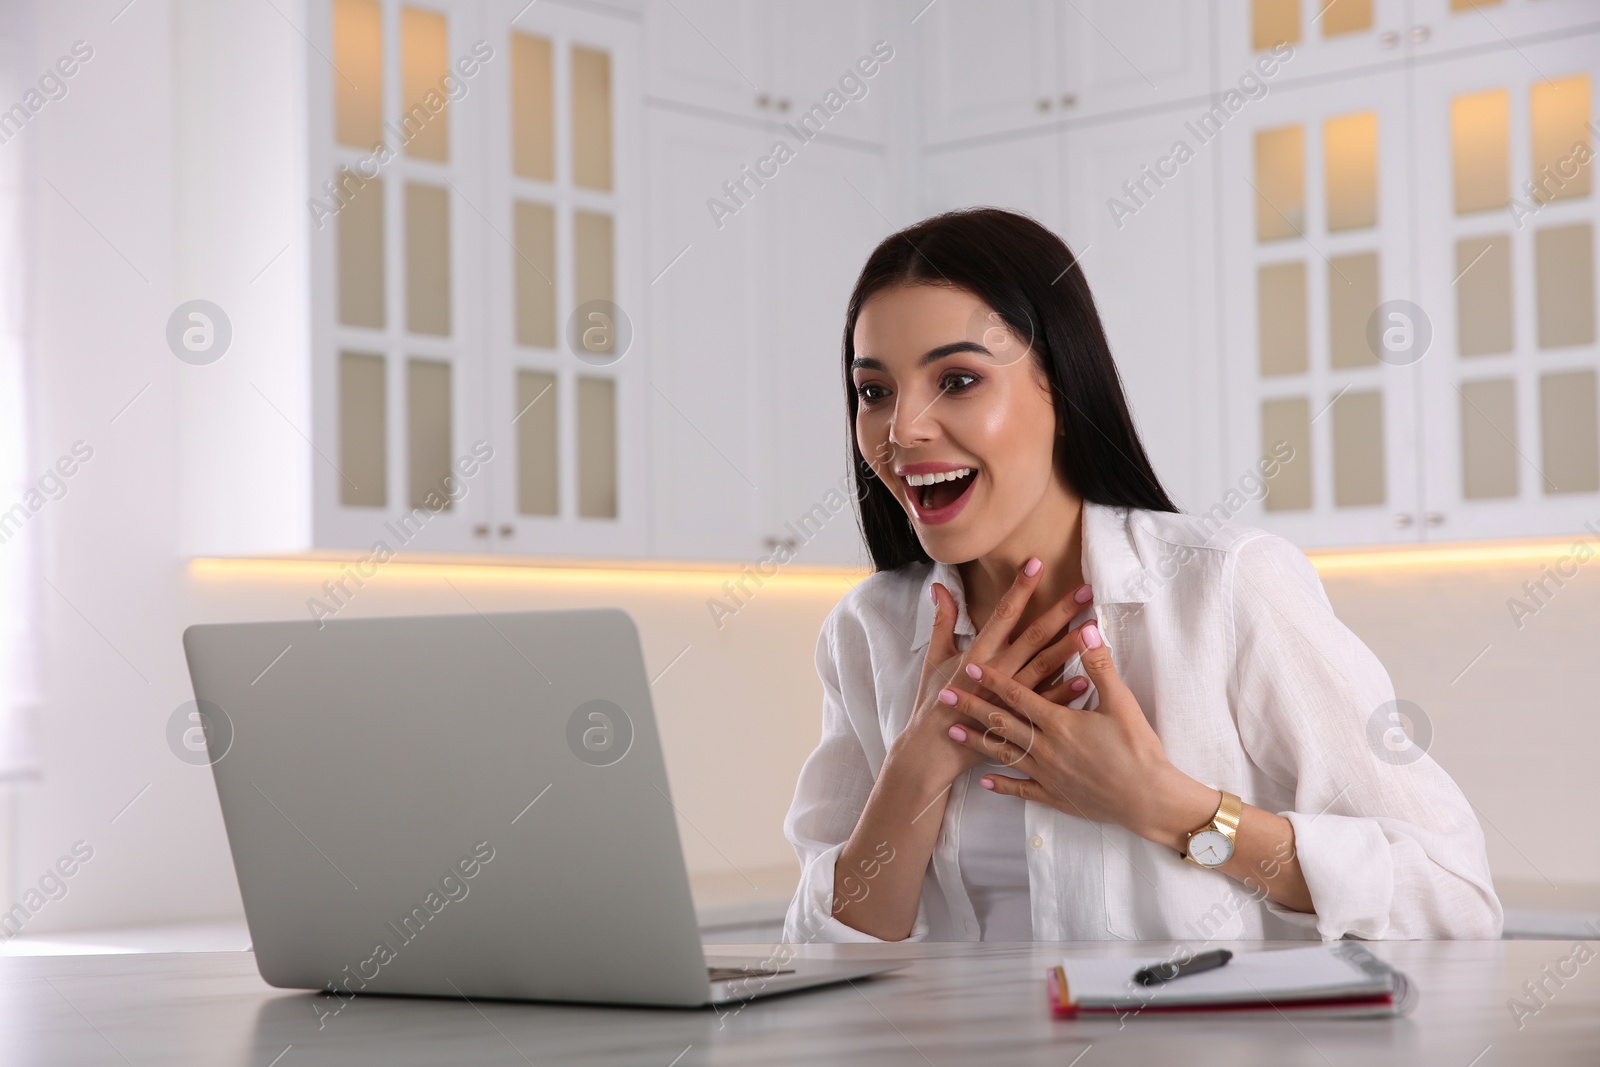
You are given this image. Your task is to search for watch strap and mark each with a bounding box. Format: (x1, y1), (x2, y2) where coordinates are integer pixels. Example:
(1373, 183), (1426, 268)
(1181, 791), (1242, 864)
(1213, 791), (1242, 839)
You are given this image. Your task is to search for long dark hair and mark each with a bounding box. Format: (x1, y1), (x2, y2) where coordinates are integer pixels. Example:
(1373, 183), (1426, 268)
(843, 208), (1178, 572)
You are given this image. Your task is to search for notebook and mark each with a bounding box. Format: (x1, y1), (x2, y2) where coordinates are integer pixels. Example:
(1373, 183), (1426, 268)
(1046, 943), (1417, 1019)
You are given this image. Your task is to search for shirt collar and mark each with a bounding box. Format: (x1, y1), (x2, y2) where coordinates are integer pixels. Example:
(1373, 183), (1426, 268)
(908, 500), (1151, 653)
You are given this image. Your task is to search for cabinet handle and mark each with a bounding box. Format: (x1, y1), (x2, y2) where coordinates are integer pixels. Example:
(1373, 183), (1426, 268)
(1036, 97), (1053, 112)
(1425, 512), (1444, 526)
(755, 92), (770, 109)
(1379, 31), (1400, 48)
(1408, 24), (1430, 43)
(498, 524), (515, 538)
(1393, 514), (1414, 528)
(776, 98), (790, 113)
(763, 536), (799, 552)
(473, 523), (491, 537)
(1058, 93), (1077, 108)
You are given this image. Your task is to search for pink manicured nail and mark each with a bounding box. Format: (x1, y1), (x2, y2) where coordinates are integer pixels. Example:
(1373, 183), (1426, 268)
(1023, 557), (1042, 577)
(1074, 584), (1093, 604)
(1070, 677), (1088, 692)
(965, 663), (983, 680)
(1082, 622), (1102, 649)
(948, 725), (967, 742)
(938, 688), (958, 705)
(980, 777), (996, 790)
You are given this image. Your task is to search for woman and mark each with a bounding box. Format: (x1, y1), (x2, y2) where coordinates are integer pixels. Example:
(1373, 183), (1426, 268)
(782, 208), (1501, 943)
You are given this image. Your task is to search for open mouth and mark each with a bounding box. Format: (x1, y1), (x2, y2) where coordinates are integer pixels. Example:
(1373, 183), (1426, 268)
(904, 467), (978, 525)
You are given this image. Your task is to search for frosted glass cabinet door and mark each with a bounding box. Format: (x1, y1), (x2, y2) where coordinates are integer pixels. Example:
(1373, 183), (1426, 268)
(1413, 38), (1600, 540)
(1216, 0), (1410, 85)
(1411, 0), (1600, 54)
(1216, 67), (1422, 547)
(309, 0), (489, 553)
(478, 0), (645, 558)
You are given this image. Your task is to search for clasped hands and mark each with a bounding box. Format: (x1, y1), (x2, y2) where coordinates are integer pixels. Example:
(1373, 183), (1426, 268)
(910, 558), (1197, 843)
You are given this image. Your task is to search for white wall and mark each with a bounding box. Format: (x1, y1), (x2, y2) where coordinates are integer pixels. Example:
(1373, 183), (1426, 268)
(19, 0), (186, 931)
(1321, 555), (1600, 890)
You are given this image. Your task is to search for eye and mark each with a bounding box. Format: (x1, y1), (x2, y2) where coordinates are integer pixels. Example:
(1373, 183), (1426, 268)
(940, 371), (980, 394)
(856, 382), (890, 405)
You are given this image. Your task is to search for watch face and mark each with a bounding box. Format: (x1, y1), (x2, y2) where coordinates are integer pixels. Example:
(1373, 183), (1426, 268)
(1187, 829), (1234, 867)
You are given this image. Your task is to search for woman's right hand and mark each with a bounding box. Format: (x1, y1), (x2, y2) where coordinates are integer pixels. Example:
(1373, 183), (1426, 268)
(889, 559), (1094, 788)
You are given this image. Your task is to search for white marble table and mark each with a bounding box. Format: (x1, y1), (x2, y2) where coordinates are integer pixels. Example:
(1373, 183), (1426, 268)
(3, 940), (1595, 1065)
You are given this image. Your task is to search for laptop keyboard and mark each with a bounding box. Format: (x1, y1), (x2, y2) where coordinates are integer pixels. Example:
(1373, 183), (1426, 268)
(707, 965), (796, 982)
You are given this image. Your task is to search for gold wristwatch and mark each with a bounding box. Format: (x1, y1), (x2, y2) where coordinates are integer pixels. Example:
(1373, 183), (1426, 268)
(1182, 791), (1242, 868)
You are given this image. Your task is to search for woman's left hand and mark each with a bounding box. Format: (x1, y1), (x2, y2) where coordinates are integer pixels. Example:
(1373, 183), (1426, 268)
(939, 619), (1193, 838)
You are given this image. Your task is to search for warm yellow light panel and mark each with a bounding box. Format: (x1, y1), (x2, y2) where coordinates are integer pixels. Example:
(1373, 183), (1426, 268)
(1325, 111), (1378, 231)
(1321, 0), (1373, 38)
(1531, 74), (1592, 203)
(1252, 0), (1300, 50)
(401, 6), (450, 162)
(512, 32), (555, 181)
(571, 45), (614, 191)
(1255, 125), (1305, 241)
(333, 0), (383, 151)
(1452, 88), (1510, 214)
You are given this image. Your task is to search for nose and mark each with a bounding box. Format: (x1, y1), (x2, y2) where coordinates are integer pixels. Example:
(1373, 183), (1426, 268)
(887, 393), (937, 449)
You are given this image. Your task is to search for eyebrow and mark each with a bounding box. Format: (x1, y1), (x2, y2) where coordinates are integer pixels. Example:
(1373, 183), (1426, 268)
(850, 341), (991, 373)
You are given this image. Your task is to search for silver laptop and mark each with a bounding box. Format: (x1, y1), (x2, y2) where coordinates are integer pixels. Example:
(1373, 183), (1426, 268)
(182, 608), (899, 1008)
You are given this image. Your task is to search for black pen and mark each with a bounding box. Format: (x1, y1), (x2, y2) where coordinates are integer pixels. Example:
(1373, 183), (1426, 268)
(1132, 948), (1233, 986)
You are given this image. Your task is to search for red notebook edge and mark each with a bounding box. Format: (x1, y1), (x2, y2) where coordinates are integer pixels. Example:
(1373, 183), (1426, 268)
(1045, 965), (1398, 1019)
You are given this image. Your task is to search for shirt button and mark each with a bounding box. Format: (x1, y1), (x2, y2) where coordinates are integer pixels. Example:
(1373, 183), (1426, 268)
(1030, 835), (1044, 850)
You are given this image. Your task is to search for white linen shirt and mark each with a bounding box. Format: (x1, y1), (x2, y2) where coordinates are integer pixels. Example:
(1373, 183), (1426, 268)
(781, 501), (1503, 943)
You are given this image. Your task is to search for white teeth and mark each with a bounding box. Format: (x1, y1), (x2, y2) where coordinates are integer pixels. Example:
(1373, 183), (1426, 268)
(904, 468), (975, 487)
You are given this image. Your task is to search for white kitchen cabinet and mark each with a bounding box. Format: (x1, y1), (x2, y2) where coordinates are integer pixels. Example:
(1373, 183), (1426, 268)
(1216, 0), (1412, 85)
(1216, 23), (1600, 548)
(477, 0), (649, 558)
(643, 0), (894, 144)
(642, 0), (767, 115)
(643, 107), (771, 560)
(1056, 0), (1212, 121)
(1216, 67), (1424, 547)
(1412, 37), (1600, 540)
(307, 0), (495, 555)
(1410, 0), (1600, 55)
(757, 139), (888, 568)
(919, 129), (1062, 231)
(918, 0), (1213, 145)
(762, 1), (895, 146)
(916, 0), (1061, 144)
(644, 109), (886, 565)
(1060, 108), (1223, 515)
(300, 0), (648, 557)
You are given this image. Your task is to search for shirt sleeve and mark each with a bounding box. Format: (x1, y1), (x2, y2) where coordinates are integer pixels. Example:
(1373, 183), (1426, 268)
(1228, 533), (1503, 940)
(781, 605), (930, 944)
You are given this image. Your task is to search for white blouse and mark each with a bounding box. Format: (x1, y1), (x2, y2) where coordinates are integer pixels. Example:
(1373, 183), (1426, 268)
(781, 501), (1503, 943)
